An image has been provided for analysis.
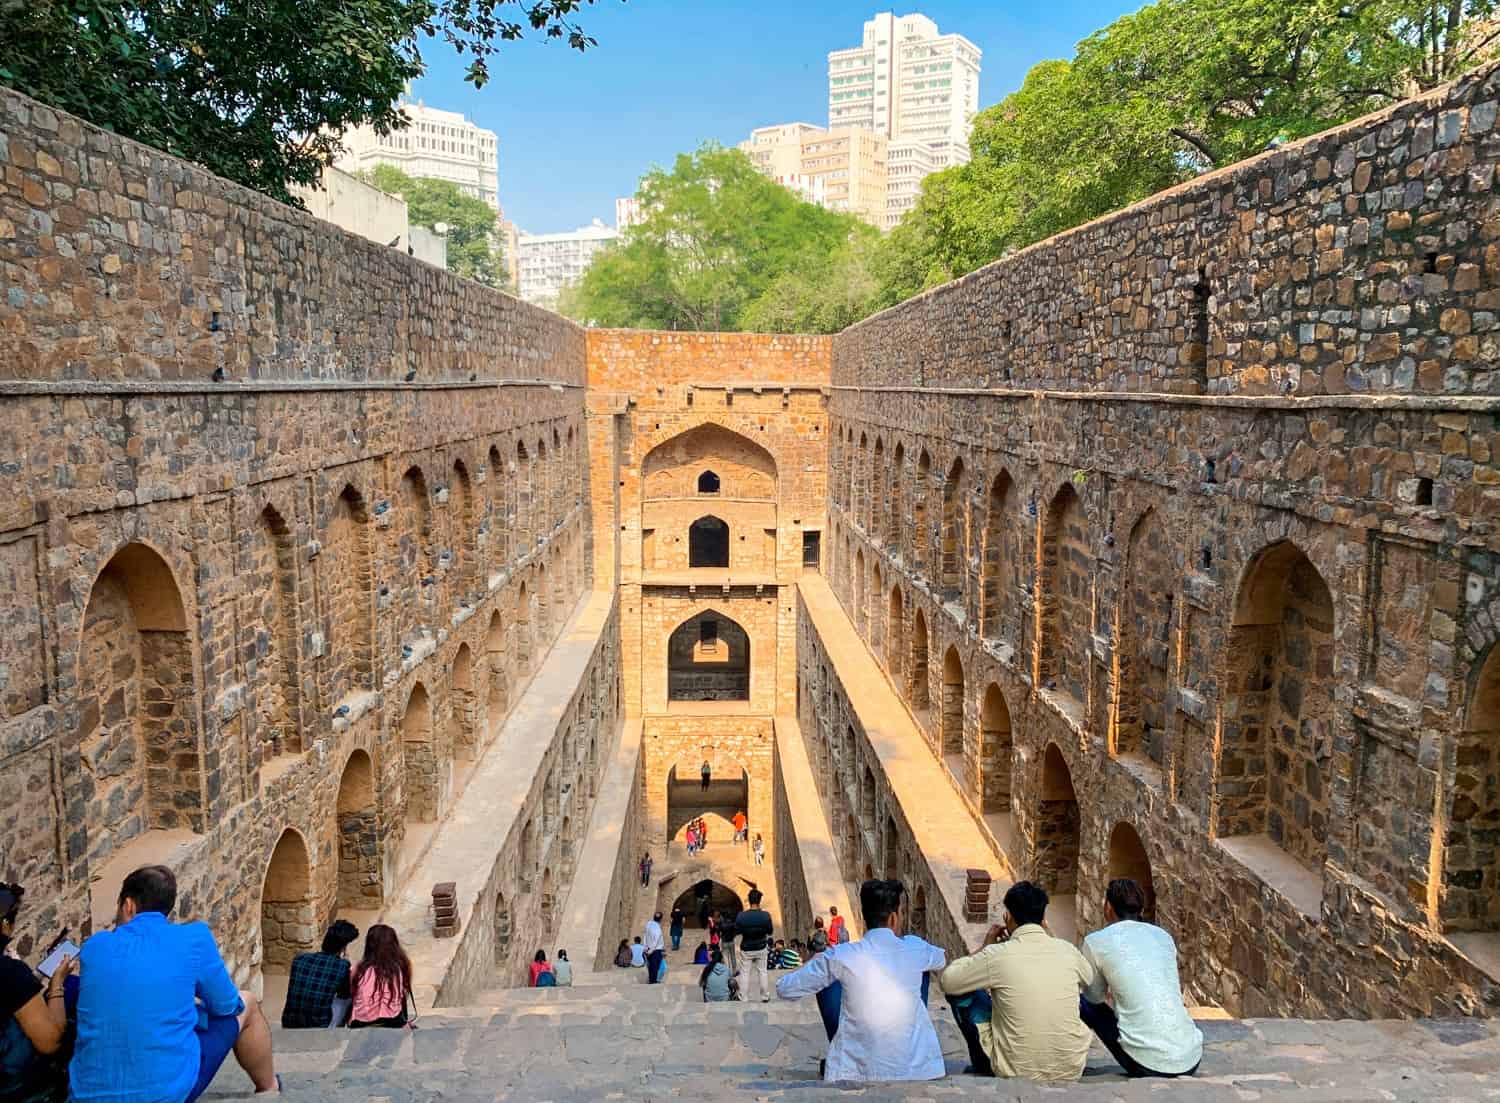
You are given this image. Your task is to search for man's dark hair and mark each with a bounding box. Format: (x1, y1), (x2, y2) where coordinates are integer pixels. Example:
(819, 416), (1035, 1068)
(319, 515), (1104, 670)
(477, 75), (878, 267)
(747, 889), (762, 906)
(1106, 878), (1147, 921)
(860, 878), (904, 931)
(322, 919), (360, 955)
(0, 882), (22, 925)
(120, 864), (177, 916)
(1003, 880), (1048, 927)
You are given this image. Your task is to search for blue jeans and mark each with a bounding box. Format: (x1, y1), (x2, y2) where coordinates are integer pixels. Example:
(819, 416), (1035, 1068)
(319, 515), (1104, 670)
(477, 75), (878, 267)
(671, 932), (682, 951)
(816, 973), (931, 1042)
(944, 989), (994, 1076)
(1079, 998), (1198, 1078)
(646, 949), (665, 984)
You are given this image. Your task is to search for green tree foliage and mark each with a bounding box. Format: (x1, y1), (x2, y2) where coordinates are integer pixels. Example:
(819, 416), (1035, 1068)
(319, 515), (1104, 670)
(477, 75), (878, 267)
(0, 0), (603, 205)
(563, 145), (872, 332)
(880, 0), (1500, 298)
(361, 164), (503, 286)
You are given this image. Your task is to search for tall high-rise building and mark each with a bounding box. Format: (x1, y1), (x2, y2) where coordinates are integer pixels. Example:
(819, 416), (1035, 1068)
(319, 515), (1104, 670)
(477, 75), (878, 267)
(828, 11), (980, 226)
(336, 100), (501, 211)
(515, 220), (618, 308)
(738, 124), (887, 227)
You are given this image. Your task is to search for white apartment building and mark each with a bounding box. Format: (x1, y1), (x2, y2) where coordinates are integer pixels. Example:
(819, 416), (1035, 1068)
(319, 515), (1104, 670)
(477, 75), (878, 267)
(738, 123), (885, 227)
(828, 11), (980, 226)
(615, 196), (646, 230)
(516, 220), (618, 308)
(336, 100), (501, 210)
(884, 138), (939, 229)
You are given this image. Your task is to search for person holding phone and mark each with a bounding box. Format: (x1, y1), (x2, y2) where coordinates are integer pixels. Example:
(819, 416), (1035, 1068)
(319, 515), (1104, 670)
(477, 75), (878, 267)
(1, 880), (76, 1103)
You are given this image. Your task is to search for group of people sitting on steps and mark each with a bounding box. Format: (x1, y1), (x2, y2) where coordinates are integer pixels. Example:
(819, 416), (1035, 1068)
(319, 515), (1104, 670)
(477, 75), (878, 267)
(773, 876), (1202, 1083)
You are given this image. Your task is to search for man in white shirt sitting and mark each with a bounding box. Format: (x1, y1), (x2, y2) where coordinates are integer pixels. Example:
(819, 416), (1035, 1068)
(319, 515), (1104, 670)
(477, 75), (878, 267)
(1080, 878), (1202, 1078)
(775, 880), (946, 1082)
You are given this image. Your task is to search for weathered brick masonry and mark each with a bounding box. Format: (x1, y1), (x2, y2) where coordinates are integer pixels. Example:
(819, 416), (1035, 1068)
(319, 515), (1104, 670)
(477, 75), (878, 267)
(826, 64), (1500, 1017)
(0, 88), (603, 991)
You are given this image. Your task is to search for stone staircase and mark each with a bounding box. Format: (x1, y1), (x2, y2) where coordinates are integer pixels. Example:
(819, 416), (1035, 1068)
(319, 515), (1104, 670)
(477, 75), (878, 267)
(203, 975), (1500, 1101)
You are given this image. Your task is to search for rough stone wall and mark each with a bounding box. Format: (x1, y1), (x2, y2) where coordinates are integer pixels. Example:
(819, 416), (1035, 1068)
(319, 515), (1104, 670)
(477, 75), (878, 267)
(0, 91), (598, 984)
(837, 64), (1500, 399)
(821, 61), (1500, 1020)
(771, 738), (815, 942)
(0, 90), (583, 385)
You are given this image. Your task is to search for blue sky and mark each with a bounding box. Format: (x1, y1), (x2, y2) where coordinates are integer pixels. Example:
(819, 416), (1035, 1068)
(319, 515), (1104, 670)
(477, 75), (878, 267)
(410, 2), (1144, 233)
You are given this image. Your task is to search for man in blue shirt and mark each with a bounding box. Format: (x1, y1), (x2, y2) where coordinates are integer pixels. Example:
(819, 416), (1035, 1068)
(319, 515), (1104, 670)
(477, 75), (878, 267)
(70, 865), (280, 1102)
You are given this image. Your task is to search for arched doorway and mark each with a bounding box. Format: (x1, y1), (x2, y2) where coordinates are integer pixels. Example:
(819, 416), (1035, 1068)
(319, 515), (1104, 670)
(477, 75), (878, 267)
(451, 643), (475, 760)
(1040, 483), (1089, 703)
(260, 828), (314, 975)
(1036, 743), (1080, 939)
(670, 880), (745, 928)
(335, 750), (380, 907)
(689, 516), (730, 568)
(1218, 541), (1334, 875)
(941, 646), (965, 765)
(667, 764), (749, 846)
(1107, 822), (1157, 921)
(980, 683), (1012, 814)
(667, 610), (750, 702)
(401, 682), (438, 823)
(78, 542), (202, 873)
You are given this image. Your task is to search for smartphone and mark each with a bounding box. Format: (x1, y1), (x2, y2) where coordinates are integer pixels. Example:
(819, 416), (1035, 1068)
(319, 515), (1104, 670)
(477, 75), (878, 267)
(37, 940), (78, 978)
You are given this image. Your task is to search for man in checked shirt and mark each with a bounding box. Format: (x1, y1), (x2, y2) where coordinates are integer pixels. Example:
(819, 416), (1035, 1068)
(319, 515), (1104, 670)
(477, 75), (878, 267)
(281, 920), (360, 1028)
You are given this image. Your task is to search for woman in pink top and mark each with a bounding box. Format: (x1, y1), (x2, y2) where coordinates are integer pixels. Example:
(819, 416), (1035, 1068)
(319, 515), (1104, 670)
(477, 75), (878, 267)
(528, 949), (554, 986)
(349, 924), (412, 1028)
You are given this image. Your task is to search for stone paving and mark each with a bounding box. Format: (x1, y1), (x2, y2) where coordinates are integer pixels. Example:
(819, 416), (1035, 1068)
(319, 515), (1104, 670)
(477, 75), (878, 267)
(205, 982), (1500, 1101)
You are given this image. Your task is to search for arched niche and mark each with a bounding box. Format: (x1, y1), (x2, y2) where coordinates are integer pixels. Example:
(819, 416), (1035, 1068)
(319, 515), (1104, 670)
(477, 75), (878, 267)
(1036, 744), (1080, 895)
(1116, 509), (1173, 771)
(335, 749), (380, 907)
(1106, 821), (1157, 922)
(1217, 541), (1334, 876)
(671, 880), (745, 929)
(667, 609), (750, 702)
(641, 423), (778, 500)
(1040, 482), (1089, 703)
(401, 682), (439, 824)
(689, 515), (730, 568)
(78, 542), (202, 874)
(260, 828), (314, 974)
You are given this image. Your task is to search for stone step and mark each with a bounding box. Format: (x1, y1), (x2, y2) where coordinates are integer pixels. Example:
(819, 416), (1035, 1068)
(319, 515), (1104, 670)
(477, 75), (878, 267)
(203, 1003), (1500, 1101)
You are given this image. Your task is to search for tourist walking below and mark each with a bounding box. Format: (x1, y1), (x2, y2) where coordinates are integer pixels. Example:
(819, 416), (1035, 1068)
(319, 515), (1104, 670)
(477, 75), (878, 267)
(753, 833), (765, 866)
(643, 912), (666, 984)
(669, 908), (685, 952)
(349, 924), (415, 1029)
(732, 809), (748, 843)
(699, 949), (734, 1003)
(282, 919), (359, 1029)
(701, 760), (712, 790)
(776, 879), (945, 1082)
(528, 950), (553, 988)
(938, 880), (1094, 1082)
(0, 880), (74, 1103)
(68, 864), (281, 1101)
(827, 906), (846, 945)
(1080, 879), (1202, 1078)
(639, 852), (653, 887)
(733, 889), (774, 1003)
(552, 949), (573, 987)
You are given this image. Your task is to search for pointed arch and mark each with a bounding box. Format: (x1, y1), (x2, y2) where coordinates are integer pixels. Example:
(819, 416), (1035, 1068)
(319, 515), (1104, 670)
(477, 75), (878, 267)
(1218, 541), (1334, 875)
(641, 423), (778, 499)
(887, 441), (905, 550)
(260, 828), (314, 974)
(254, 503), (301, 760)
(1116, 509), (1172, 769)
(402, 682), (439, 824)
(78, 541), (202, 869)
(940, 457), (965, 597)
(336, 749), (380, 907)
(887, 585), (906, 684)
(451, 457), (476, 599)
(1107, 822), (1157, 921)
(329, 484), (373, 702)
(668, 608), (750, 702)
(872, 437), (886, 540)
(689, 515), (730, 568)
(1036, 744), (1080, 894)
(451, 642), (476, 760)
(486, 610), (509, 726)
(979, 683), (1012, 814)
(913, 450), (931, 571)
(941, 645), (965, 759)
(981, 472), (1013, 641)
(1040, 482), (1089, 702)
(910, 608), (930, 715)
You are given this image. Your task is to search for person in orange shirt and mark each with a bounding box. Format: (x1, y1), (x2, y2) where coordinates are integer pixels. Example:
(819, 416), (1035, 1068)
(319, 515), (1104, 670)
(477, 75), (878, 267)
(732, 810), (748, 843)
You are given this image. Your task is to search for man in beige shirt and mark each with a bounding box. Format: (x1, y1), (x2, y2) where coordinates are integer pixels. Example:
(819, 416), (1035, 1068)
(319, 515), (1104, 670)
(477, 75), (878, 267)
(938, 880), (1096, 1082)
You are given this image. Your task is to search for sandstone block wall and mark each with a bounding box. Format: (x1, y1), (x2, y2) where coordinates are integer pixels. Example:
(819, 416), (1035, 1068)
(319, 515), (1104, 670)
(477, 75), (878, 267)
(0, 92), (600, 996)
(821, 63), (1500, 1018)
